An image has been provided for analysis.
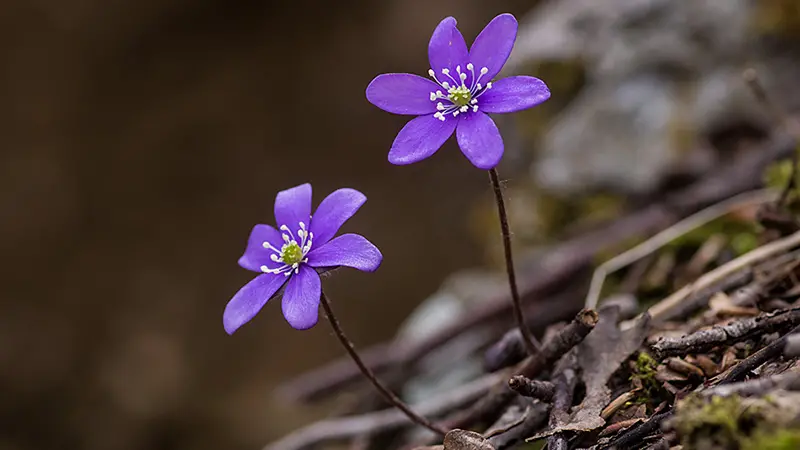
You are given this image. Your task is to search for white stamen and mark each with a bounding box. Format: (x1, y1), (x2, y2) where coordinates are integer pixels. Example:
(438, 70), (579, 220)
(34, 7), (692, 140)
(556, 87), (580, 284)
(480, 67), (488, 75)
(467, 63), (474, 71)
(430, 92), (436, 101)
(428, 69), (435, 77)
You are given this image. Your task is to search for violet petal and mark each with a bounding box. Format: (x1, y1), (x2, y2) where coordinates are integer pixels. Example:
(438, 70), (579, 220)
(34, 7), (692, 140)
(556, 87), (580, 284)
(479, 76), (551, 113)
(428, 17), (469, 78)
(274, 183), (312, 230)
(281, 265), (322, 330)
(456, 112), (504, 170)
(366, 73), (441, 115)
(307, 233), (383, 272)
(469, 13), (517, 81)
(388, 114), (457, 165)
(237, 224), (285, 272)
(309, 188), (367, 247)
(223, 273), (287, 334)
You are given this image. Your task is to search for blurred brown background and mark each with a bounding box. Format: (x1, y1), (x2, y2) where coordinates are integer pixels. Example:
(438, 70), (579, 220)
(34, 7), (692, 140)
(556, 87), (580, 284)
(0, 1), (537, 449)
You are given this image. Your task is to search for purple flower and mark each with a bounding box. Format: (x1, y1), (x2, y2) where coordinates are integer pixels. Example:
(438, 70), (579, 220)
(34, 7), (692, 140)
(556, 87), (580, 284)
(366, 14), (550, 170)
(224, 183), (382, 334)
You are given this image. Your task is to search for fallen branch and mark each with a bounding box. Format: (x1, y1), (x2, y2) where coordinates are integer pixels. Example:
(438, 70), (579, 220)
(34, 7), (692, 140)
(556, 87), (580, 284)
(487, 401), (550, 449)
(547, 353), (579, 450)
(711, 323), (800, 385)
(508, 376), (555, 402)
(605, 410), (672, 450)
(700, 371), (800, 397)
(442, 310), (598, 431)
(650, 307), (800, 359)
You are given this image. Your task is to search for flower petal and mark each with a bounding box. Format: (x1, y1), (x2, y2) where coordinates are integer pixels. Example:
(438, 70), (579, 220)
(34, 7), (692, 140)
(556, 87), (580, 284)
(223, 273), (287, 334)
(469, 13), (518, 81)
(456, 112), (504, 170)
(274, 183), (312, 230)
(309, 188), (367, 247)
(388, 114), (457, 165)
(307, 233), (383, 272)
(428, 17), (469, 78)
(366, 73), (441, 115)
(237, 224), (285, 272)
(281, 265), (321, 330)
(479, 76), (551, 113)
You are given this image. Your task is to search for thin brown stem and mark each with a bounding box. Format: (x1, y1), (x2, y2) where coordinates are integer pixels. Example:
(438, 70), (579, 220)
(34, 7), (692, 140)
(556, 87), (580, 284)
(489, 168), (541, 355)
(319, 290), (447, 436)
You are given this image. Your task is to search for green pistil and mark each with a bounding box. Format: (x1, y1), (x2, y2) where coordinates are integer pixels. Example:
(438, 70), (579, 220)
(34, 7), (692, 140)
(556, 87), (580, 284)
(448, 86), (472, 107)
(281, 242), (303, 265)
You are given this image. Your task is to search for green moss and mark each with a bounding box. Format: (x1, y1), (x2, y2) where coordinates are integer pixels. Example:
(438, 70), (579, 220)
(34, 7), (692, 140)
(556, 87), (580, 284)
(743, 429), (800, 450)
(763, 159), (797, 191)
(674, 395), (762, 449)
(762, 153), (800, 215)
(629, 352), (664, 405)
(674, 394), (800, 449)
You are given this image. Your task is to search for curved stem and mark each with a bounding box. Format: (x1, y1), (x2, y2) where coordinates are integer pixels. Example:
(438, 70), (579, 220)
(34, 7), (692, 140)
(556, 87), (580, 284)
(489, 168), (541, 355)
(319, 290), (448, 436)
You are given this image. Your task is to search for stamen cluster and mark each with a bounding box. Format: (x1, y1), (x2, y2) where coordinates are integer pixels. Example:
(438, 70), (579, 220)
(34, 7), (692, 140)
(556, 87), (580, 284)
(261, 222), (313, 276)
(428, 63), (492, 121)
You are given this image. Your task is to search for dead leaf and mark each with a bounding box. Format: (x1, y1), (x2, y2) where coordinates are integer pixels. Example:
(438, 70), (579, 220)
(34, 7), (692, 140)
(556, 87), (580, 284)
(442, 429), (496, 450)
(529, 305), (651, 440)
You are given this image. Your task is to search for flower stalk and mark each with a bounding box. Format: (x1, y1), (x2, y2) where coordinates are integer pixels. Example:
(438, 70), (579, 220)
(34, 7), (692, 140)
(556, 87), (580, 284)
(489, 168), (541, 355)
(319, 290), (448, 436)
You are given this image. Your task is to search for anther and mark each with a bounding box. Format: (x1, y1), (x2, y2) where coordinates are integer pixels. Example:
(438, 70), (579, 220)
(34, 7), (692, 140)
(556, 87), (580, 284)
(480, 67), (488, 75)
(467, 63), (474, 71)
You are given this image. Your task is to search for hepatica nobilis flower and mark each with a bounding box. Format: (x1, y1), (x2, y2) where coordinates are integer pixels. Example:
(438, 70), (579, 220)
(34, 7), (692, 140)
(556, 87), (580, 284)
(366, 14), (550, 170)
(224, 184), (382, 333)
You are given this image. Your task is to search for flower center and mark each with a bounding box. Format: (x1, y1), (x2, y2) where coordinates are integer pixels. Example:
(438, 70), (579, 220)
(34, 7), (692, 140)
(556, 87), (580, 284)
(428, 63), (493, 121)
(448, 86), (472, 107)
(260, 222), (313, 276)
(281, 241), (304, 265)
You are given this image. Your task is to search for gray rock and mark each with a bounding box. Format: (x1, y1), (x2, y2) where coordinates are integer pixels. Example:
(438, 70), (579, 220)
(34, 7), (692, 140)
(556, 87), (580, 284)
(506, 0), (793, 194)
